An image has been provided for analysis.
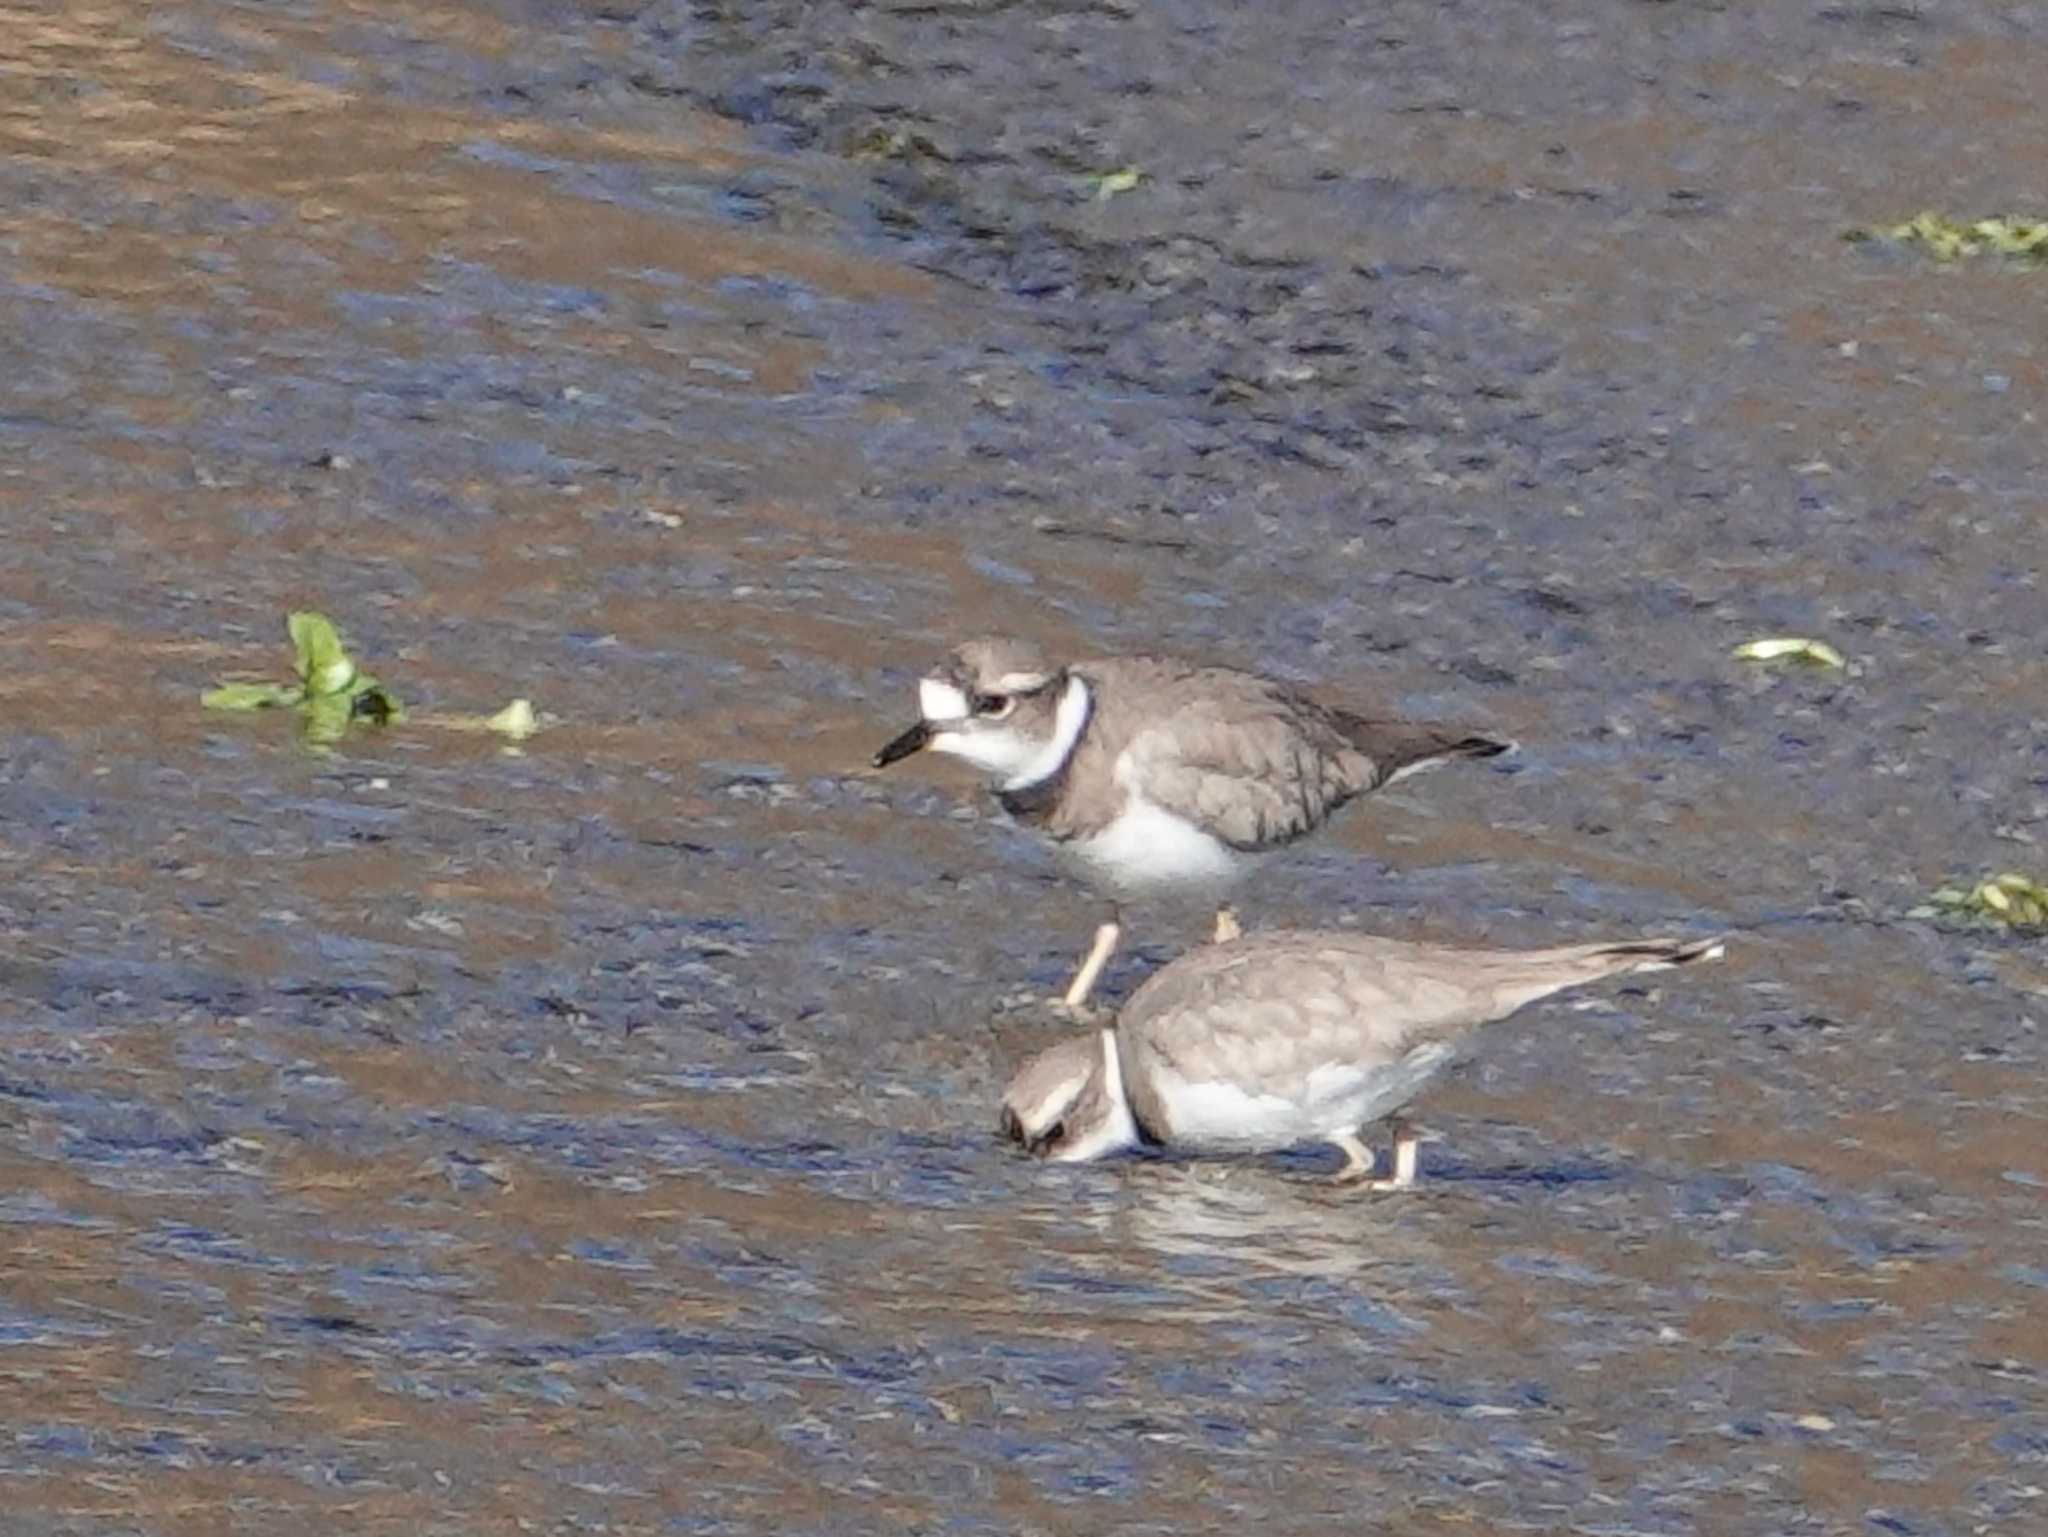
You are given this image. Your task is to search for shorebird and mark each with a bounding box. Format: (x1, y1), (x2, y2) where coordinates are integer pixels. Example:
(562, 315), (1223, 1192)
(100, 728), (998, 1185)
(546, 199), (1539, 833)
(1000, 928), (1726, 1184)
(872, 637), (1511, 1006)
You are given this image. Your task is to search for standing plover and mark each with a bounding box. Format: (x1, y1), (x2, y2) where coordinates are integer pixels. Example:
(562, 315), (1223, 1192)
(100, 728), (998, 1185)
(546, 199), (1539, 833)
(873, 637), (1510, 1006)
(1000, 928), (1725, 1183)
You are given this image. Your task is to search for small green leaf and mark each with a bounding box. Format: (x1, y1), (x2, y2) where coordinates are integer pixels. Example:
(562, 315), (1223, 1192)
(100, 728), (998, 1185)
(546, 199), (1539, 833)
(204, 611), (407, 745)
(288, 611), (359, 696)
(485, 698), (539, 739)
(1092, 166), (1143, 201)
(201, 681), (306, 711)
(300, 692), (354, 746)
(1732, 637), (1847, 669)
(1922, 871), (2048, 931)
(1857, 210), (2048, 265)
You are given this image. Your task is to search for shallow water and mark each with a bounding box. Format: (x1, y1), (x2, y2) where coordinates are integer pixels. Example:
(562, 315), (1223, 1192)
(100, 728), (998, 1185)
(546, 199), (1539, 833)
(3, 1), (2045, 1532)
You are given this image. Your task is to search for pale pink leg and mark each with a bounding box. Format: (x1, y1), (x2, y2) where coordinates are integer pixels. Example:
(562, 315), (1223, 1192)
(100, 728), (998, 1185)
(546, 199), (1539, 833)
(1327, 1131), (1376, 1184)
(1061, 921), (1121, 1009)
(1358, 1119), (1422, 1192)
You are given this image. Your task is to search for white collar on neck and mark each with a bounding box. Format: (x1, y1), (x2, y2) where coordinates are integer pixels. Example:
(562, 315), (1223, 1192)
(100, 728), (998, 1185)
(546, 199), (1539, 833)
(1003, 673), (1092, 791)
(1047, 1028), (1141, 1163)
(1098, 1026), (1127, 1115)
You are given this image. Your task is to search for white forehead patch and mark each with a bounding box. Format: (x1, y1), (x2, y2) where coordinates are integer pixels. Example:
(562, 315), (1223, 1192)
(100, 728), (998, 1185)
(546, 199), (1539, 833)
(919, 678), (971, 722)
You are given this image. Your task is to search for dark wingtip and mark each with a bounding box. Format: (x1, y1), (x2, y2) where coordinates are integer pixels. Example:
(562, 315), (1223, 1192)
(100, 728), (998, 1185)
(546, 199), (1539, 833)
(1666, 936), (1729, 966)
(1599, 936), (1729, 969)
(1455, 734), (1515, 760)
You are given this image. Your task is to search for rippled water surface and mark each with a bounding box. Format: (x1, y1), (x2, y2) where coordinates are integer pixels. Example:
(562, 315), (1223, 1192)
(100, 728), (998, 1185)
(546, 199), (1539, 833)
(3, 2), (2046, 1532)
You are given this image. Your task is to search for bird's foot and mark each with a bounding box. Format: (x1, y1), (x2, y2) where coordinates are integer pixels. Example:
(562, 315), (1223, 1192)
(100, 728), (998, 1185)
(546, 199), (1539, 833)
(1347, 1174), (1416, 1192)
(1327, 1132), (1376, 1185)
(1363, 1122), (1423, 1191)
(1327, 1123), (1423, 1190)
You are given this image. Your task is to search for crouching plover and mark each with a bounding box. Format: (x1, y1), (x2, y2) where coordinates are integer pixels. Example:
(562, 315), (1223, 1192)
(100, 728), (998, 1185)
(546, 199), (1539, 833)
(872, 637), (1511, 1007)
(1000, 928), (1726, 1184)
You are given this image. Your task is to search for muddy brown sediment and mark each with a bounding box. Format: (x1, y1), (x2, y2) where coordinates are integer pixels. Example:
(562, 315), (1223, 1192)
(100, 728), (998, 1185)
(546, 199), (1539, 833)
(2, 2), (2045, 1532)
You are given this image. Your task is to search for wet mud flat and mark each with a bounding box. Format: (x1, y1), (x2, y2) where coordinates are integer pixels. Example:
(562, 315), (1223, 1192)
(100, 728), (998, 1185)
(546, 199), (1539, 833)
(2, 1), (2047, 1533)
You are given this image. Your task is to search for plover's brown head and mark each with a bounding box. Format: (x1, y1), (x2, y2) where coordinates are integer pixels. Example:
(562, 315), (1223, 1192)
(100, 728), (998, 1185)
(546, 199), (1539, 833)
(999, 1034), (1098, 1153)
(872, 636), (1090, 788)
(999, 1030), (1139, 1164)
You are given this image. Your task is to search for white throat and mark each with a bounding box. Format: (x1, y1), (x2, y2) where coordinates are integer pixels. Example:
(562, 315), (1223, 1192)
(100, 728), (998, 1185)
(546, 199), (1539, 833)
(1003, 674), (1091, 791)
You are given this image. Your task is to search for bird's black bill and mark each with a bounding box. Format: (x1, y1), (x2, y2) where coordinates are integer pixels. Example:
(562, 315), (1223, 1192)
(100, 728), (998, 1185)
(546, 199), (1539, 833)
(872, 719), (932, 768)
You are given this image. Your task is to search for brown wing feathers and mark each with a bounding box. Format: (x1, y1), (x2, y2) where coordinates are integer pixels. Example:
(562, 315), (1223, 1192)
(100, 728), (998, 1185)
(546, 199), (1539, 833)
(1329, 712), (1513, 787)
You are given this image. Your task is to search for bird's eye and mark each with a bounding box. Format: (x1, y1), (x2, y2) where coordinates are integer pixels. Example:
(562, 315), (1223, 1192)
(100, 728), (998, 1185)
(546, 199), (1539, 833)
(974, 692), (1015, 719)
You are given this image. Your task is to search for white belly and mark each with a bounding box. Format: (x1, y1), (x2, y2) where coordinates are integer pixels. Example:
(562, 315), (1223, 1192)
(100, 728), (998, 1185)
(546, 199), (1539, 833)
(1148, 1043), (1460, 1152)
(1151, 1075), (1321, 1151)
(1063, 797), (1246, 897)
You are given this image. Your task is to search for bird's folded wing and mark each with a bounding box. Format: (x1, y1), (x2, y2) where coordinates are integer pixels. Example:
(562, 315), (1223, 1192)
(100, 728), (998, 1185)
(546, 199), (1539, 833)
(1123, 696), (1360, 850)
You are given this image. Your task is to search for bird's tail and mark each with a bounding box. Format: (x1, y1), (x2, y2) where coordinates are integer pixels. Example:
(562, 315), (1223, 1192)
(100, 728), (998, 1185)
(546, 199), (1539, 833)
(1478, 935), (1727, 1018)
(1579, 936), (1728, 972)
(1341, 718), (1515, 786)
